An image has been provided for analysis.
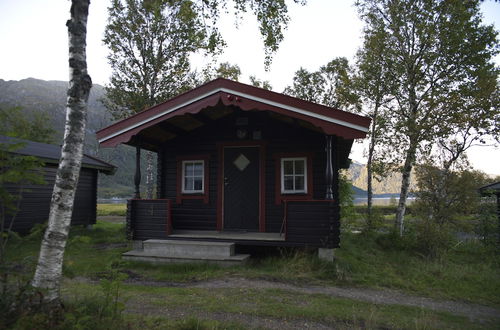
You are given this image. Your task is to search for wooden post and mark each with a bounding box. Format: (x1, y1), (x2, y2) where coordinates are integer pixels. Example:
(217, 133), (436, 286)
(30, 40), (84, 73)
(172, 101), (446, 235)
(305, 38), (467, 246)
(325, 135), (334, 200)
(134, 146), (141, 199)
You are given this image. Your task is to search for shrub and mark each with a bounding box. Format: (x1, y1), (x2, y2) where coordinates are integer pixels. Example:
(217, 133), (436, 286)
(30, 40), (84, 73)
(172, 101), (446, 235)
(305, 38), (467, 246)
(475, 197), (498, 247)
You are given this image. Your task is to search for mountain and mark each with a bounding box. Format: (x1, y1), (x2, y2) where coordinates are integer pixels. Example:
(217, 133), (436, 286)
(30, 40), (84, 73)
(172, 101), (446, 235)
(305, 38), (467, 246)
(0, 78), (138, 198)
(346, 160), (417, 196)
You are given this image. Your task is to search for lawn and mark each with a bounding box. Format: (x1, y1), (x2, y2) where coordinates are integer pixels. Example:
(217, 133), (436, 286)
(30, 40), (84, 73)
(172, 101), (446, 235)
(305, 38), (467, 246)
(3, 220), (499, 329)
(97, 203), (127, 216)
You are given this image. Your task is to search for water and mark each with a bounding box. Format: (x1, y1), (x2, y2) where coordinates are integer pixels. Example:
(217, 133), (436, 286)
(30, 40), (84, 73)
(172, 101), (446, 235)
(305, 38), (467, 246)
(98, 198), (128, 204)
(354, 197), (415, 206)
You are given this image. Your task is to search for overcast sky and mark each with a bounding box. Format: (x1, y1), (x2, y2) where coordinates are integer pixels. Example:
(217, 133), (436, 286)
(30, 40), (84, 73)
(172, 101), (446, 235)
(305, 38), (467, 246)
(0, 0), (499, 175)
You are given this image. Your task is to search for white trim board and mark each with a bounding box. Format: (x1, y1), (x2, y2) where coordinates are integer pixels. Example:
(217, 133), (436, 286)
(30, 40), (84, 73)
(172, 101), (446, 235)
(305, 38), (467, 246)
(98, 87), (369, 143)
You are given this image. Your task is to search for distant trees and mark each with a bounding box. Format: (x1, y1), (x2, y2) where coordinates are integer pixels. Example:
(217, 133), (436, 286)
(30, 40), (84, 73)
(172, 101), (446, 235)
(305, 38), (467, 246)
(0, 107), (55, 144)
(356, 0), (499, 235)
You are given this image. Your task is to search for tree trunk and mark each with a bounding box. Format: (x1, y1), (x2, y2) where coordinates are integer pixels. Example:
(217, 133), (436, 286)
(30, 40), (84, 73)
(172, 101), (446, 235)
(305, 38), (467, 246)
(366, 102), (380, 229)
(31, 0), (91, 303)
(146, 151), (154, 199)
(395, 140), (417, 236)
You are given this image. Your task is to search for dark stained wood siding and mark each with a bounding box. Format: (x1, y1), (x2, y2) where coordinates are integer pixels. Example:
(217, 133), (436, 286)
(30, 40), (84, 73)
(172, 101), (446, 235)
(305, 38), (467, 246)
(127, 199), (171, 240)
(156, 108), (342, 246)
(2, 164), (98, 233)
(285, 201), (339, 248)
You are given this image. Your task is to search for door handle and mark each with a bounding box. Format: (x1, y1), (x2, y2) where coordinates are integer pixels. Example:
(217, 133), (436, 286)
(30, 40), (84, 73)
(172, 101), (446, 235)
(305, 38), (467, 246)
(224, 177), (229, 186)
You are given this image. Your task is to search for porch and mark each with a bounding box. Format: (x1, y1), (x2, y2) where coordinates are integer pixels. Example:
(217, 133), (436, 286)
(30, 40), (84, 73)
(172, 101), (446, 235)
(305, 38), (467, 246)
(126, 199), (339, 248)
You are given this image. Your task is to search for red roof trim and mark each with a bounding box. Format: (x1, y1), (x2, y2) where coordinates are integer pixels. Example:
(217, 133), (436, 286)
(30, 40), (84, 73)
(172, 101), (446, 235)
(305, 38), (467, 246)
(96, 78), (371, 147)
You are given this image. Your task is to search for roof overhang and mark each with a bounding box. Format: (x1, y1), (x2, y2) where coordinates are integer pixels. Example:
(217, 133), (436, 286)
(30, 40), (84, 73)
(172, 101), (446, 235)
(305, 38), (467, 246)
(96, 78), (371, 148)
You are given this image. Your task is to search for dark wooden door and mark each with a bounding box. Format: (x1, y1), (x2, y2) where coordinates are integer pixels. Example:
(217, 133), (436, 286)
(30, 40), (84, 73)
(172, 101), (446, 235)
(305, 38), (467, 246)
(223, 147), (260, 231)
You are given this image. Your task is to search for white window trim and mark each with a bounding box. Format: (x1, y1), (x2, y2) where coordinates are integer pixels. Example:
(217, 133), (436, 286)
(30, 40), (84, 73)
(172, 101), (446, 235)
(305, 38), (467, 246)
(281, 157), (307, 194)
(181, 160), (205, 194)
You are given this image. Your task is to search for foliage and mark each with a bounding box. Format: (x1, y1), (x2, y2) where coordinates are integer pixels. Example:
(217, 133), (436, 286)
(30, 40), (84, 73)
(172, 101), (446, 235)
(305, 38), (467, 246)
(249, 75), (273, 90)
(339, 172), (356, 223)
(200, 61), (243, 83)
(0, 140), (44, 264)
(0, 106), (55, 144)
(103, 0), (304, 119)
(475, 196), (498, 247)
(413, 165), (489, 226)
(284, 57), (361, 112)
(356, 0), (499, 235)
(212, 62), (241, 81)
(103, 0), (213, 119)
(354, 20), (394, 227)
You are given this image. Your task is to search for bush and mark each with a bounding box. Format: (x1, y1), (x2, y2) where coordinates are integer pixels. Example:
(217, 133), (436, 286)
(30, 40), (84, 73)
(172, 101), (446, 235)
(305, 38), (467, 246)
(475, 198), (498, 247)
(412, 220), (455, 258)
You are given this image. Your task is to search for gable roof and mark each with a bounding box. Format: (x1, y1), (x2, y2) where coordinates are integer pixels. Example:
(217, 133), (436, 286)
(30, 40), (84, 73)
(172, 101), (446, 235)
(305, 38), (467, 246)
(479, 181), (500, 195)
(96, 78), (371, 148)
(0, 135), (116, 175)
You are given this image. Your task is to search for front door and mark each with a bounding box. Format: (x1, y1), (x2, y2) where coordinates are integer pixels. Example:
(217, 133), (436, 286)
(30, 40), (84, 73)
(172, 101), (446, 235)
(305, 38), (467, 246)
(223, 147), (260, 231)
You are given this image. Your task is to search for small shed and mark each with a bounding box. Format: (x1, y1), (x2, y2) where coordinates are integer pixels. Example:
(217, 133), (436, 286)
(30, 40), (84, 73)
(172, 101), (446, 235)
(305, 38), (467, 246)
(0, 135), (116, 233)
(97, 78), (370, 258)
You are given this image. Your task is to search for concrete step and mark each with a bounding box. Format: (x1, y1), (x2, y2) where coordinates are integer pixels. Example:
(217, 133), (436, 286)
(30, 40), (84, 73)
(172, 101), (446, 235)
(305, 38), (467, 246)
(143, 239), (235, 258)
(122, 249), (250, 267)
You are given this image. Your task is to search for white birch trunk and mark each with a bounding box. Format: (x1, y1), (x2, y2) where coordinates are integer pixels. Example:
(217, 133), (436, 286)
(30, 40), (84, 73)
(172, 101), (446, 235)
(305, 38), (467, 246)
(31, 0), (92, 303)
(395, 141), (417, 236)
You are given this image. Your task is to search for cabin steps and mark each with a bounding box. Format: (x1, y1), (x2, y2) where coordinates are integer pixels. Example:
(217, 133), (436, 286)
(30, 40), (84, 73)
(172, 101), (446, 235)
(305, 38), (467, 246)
(122, 239), (250, 266)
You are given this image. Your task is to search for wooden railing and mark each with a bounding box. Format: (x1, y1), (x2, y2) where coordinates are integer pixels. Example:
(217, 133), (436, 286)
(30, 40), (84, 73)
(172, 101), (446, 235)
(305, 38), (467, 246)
(126, 199), (172, 240)
(283, 200), (339, 248)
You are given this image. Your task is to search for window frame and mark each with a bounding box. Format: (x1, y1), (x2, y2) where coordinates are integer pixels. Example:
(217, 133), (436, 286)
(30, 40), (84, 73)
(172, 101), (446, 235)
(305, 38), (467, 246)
(176, 154), (210, 204)
(181, 160), (205, 194)
(280, 157), (307, 194)
(273, 152), (314, 205)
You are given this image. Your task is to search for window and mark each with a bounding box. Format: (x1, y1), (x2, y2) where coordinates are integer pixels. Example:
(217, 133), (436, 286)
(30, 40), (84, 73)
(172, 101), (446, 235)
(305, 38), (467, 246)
(182, 160), (204, 193)
(281, 157), (307, 194)
(176, 155), (210, 204)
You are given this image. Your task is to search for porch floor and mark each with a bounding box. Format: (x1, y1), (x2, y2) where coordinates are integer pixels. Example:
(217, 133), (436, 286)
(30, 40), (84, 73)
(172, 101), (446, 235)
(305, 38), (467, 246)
(169, 230), (285, 241)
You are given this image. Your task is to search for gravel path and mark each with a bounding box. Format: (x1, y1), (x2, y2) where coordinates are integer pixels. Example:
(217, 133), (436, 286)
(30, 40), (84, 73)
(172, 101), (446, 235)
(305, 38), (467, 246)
(121, 276), (499, 322)
(193, 277), (500, 321)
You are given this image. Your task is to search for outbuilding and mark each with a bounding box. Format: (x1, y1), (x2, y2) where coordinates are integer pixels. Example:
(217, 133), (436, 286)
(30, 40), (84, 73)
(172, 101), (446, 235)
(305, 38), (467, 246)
(0, 135), (116, 233)
(97, 78), (370, 262)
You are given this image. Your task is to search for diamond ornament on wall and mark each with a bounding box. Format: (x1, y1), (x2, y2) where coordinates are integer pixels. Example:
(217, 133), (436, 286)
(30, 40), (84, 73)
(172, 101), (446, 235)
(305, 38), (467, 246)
(233, 153), (250, 171)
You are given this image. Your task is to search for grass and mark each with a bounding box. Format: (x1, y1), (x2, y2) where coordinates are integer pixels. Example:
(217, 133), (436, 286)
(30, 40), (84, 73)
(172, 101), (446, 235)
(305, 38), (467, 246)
(65, 281), (495, 329)
(97, 203), (127, 216)
(3, 220), (500, 329)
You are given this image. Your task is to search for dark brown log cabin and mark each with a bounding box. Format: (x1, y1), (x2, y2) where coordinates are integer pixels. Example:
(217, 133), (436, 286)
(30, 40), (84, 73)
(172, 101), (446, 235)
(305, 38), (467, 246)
(97, 78), (370, 249)
(0, 135), (116, 233)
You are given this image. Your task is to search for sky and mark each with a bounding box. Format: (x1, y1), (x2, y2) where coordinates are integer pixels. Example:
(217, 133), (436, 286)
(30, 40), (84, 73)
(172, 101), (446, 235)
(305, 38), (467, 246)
(0, 0), (499, 175)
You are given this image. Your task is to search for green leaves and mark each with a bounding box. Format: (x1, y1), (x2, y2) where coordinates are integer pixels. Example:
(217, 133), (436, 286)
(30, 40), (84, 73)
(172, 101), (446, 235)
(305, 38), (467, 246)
(284, 57), (361, 112)
(0, 107), (55, 144)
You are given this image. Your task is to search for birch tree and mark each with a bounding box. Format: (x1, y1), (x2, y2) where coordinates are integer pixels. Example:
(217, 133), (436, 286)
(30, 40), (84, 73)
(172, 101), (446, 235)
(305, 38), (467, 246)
(356, 0), (499, 235)
(104, 0), (304, 198)
(354, 28), (394, 228)
(31, 0), (92, 303)
(284, 57), (360, 112)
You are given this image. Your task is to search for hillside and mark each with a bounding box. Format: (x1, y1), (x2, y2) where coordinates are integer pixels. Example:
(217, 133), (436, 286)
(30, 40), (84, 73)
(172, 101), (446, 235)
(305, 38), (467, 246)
(346, 161), (416, 196)
(0, 78), (138, 197)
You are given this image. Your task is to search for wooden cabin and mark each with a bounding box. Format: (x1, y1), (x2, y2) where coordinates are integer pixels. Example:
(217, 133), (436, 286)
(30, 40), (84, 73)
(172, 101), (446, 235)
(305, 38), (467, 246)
(97, 78), (370, 260)
(0, 135), (116, 233)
